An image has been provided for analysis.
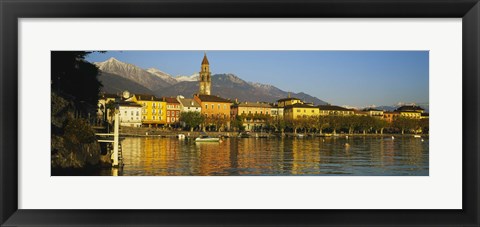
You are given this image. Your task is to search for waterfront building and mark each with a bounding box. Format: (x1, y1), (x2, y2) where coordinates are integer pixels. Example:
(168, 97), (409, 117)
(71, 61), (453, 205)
(277, 96), (303, 107)
(395, 105), (425, 119)
(284, 103), (320, 120)
(177, 95), (201, 113)
(396, 105), (425, 113)
(163, 97), (181, 125)
(318, 105), (354, 116)
(363, 108), (384, 118)
(118, 101), (142, 127)
(231, 102), (272, 131)
(353, 110), (369, 116)
(198, 52), (211, 95)
(132, 93), (167, 127)
(194, 94), (232, 129)
(383, 111), (400, 123)
(270, 104), (284, 120)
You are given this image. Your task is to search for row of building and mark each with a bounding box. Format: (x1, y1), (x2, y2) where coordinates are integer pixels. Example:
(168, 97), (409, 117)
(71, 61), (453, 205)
(97, 53), (428, 130)
(98, 90), (428, 130)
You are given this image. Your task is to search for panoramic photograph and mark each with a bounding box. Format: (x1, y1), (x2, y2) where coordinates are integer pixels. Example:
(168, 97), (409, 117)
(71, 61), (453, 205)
(51, 50), (429, 176)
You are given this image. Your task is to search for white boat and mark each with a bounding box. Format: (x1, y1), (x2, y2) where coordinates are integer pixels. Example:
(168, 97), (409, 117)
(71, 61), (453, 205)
(177, 134), (186, 139)
(414, 135), (421, 138)
(195, 137), (220, 142)
(195, 132), (220, 142)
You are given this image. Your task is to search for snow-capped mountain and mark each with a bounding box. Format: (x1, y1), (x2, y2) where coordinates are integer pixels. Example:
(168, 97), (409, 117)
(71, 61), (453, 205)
(146, 68), (178, 85)
(94, 57), (328, 105)
(175, 73), (199, 82)
(95, 57), (170, 91)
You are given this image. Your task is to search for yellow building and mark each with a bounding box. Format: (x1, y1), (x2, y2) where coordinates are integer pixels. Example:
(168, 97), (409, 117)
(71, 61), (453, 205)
(194, 94), (232, 130)
(395, 105), (425, 119)
(399, 111), (421, 119)
(231, 102), (272, 131)
(277, 97), (303, 107)
(132, 94), (167, 127)
(284, 103), (320, 120)
(318, 105), (354, 116)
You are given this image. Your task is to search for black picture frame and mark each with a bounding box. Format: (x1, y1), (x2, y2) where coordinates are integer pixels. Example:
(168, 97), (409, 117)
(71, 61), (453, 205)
(1, 0), (479, 226)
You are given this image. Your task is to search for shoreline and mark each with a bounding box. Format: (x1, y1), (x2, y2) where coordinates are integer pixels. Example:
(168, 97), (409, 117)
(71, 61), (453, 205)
(118, 127), (428, 138)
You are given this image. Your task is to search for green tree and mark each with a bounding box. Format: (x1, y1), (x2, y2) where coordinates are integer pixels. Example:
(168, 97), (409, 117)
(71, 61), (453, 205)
(231, 115), (246, 132)
(394, 117), (418, 134)
(180, 111), (205, 132)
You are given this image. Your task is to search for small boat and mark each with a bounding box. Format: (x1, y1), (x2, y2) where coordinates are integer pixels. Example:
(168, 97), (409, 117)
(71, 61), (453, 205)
(297, 133), (305, 138)
(195, 132), (220, 142)
(195, 137), (220, 142)
(414, 135), (421, 138)
(177, 134), (185, 139)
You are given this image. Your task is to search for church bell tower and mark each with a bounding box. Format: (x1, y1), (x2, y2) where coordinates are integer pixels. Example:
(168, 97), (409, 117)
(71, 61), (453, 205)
(199, 52), (211, 95)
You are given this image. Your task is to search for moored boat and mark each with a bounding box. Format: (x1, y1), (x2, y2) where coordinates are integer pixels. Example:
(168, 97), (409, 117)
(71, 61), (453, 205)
(195, 137), (220, 142)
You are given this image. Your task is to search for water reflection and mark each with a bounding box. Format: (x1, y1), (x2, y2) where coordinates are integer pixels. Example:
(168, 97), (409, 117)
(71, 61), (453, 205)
(115, 136), (428, 176)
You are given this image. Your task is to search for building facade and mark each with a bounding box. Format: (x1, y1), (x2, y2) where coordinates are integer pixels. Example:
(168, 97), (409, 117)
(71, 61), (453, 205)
(163, 97), (181, 125)
(284, 103), (320, 120)
(318, 105), (354, 116)
(194, 94), (232, 129)
(118, 101), (142, 127)
(231, 102), (272, 131)
(132, 94), (167, 127)
(177, 95), (201, 113)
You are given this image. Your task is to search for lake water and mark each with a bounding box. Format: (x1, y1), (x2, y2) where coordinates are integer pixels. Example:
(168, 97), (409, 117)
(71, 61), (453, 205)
(106, 136), (428, 176)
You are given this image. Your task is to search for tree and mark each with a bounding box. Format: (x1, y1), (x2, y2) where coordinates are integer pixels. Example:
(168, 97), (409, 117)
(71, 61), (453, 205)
(327, 116), (341, 134)
(373, 118), (388, 134)
(419, 118), (429, 134)
(393, 117), (418, 134)
(231, 115), (245, 132)
(315, 116), (329, 135)
(51, 51), (103, 113)
(180, 111), (204, 131)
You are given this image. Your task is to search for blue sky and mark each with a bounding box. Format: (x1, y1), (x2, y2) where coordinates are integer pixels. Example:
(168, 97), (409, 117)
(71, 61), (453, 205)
(86, 51), (429, 107)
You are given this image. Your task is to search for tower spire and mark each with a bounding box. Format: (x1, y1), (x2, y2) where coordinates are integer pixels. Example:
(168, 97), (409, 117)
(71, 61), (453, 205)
(199, 52), (211, 95)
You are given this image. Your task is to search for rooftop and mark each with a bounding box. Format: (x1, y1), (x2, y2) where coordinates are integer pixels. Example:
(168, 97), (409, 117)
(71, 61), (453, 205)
(284, 103), (318, 109)
(118, 101), (142, 107)
(178, 98), (201, 108)
(134, 94), (163, 101)
(236, 102), (272, 108)
(195, 94), (231, 103)
(395, 105), (425, 112)
(162, 97), (180, 104)
(277, 97), (301, 102)
(318, 105), (353, 111)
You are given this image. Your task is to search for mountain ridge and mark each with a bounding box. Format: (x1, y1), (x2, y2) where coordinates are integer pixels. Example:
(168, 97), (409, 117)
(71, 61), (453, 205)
(94, 57), (328, 105)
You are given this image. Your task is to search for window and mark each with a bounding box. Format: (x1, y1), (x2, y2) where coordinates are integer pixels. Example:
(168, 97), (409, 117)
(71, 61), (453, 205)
(153, 116), (156, 120)
(297, 110), (300, 113)
(211, 104), (214, 109)
(167, 111), (170, 116)
(131, 111), (133, 115)
(136, 111), (139, 116)
(124, 111), (127, 114)
(312, 110), (314, 113)
(143, 116), (145, 120)
(205, 104), (208, 109)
